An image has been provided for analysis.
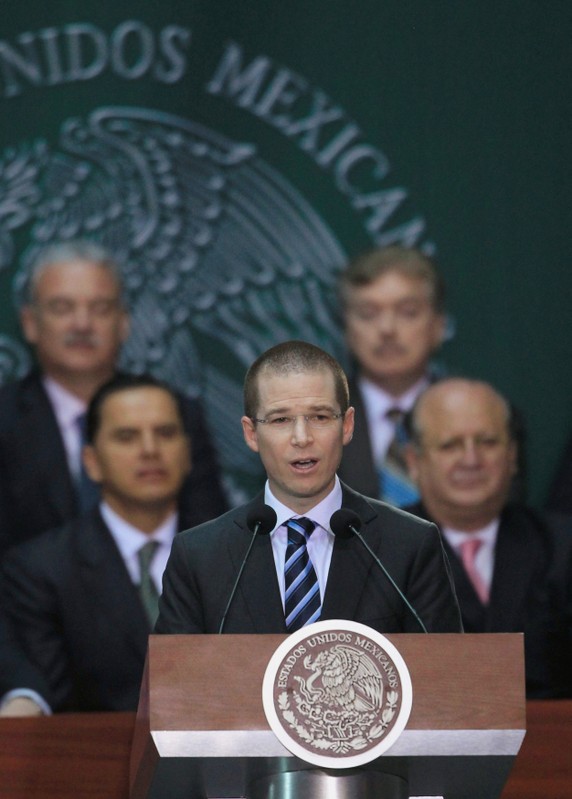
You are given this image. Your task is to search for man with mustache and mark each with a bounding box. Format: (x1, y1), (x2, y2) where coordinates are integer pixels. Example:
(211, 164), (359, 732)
(0, 240), (226, 555)
(337, 246), (447, 507)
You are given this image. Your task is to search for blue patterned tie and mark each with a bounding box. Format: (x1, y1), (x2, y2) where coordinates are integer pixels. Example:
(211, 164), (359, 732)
(284, 517), (321, 632)
(379, 407), (420, 507)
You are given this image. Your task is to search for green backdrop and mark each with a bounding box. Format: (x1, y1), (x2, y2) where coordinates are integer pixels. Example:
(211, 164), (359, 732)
(0, 1), (570, 505)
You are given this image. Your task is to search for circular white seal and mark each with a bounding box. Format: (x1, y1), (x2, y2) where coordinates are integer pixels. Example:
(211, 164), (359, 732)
(262, 619), (413, 769)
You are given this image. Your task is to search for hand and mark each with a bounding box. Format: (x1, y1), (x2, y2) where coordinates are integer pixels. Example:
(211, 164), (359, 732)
(0, 696), (45, 717)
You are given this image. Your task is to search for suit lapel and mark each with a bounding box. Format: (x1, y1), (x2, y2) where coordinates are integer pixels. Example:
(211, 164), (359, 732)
(408, 501), (489, 629)
(436, 508), (537, 633)
(75, 511), (150, 658)
(20, 374), (78, 518)
(441, 536), (487, 630)
(224, 496), (286, 633)
(488, 507), (542, 630)
(321, 486), (378, 620)
(338, 379), (380, 499)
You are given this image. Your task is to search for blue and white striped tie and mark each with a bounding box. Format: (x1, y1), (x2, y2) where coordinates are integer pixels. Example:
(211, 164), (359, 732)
(284, 517), (321, 632)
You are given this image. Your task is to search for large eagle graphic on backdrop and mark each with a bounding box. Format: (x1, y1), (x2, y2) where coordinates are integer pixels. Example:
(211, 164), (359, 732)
(0, 107), (347, 496)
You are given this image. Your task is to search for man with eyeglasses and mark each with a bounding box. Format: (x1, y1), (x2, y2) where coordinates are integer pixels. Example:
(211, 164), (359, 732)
(403, 378), (572, 698)
(0, 240), (226, 555)
(156, 340), (462, 636)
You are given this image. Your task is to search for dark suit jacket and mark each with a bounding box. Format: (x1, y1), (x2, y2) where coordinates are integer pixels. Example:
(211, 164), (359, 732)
(406, 502), (572, 698)
(0, 613), (52, 704)
(155, 483), (462, 636)
(337, 377), (381, 500)
(0, 371), (227, 555)
(1, 509), (155, 712)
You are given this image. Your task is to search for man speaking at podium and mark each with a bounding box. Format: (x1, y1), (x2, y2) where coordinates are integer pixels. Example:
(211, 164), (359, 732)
(156, 340), (461, 636)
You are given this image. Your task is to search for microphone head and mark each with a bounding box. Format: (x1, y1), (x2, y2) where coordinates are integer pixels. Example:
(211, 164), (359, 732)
(330, 508), (362, 539)
(246, 504), (277, 536)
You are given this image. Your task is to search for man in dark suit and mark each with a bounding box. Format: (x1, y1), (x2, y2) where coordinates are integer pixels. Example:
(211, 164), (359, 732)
(404, 378), (572, 698)
(336, 246), (447, 507)
(156, 340), (461, 636)
(0, 240), (226, 555)
(1, 374), (192, 712)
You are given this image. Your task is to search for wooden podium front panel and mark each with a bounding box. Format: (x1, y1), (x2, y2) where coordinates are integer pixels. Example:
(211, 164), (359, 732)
(128, 633), (526, 799)
(147, 633), (525, 735)
(149, 633), (285, 731)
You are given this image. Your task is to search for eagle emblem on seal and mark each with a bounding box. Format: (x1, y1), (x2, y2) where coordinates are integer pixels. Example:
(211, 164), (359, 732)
(278, 643), (400, 755)
(0, 107), (347, 499)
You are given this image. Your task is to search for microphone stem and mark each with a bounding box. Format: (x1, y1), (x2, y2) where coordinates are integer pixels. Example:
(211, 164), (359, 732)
(218, 522), (260, 634)
(351, 525), (428, 634)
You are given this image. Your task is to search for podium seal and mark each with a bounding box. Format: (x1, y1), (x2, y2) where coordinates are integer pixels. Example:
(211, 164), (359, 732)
(262, 620), (413, 768)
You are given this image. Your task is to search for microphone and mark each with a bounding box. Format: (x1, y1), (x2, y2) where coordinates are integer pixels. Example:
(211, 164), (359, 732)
(330, 508), (428, 633)
(218, 504), (277, 634)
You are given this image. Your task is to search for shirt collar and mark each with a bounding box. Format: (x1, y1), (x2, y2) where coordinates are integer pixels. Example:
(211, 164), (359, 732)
(264, 476), (343, 534)
(43, 376), (86, 429)
(99, 501), (178, 560)
(358, 374), (430, 418)
(442, 518), (500, 549)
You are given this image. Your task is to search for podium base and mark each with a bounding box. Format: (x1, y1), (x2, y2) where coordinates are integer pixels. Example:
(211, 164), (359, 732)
(247, 768), (408, 799)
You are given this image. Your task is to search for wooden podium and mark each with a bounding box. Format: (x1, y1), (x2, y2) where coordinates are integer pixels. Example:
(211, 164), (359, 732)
(130, 633), (526, 799)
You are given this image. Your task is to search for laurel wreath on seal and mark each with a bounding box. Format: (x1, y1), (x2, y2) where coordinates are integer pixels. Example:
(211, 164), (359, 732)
(277, 690), (399, 753)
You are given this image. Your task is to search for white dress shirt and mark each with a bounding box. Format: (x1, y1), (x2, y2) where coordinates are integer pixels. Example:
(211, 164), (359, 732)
(264, 477), (343, 608)
(43, 377), (87, 480)
(100, 502), (177, 592)
(442, 519), (499, 594)
(359, 375), (430, 466)
(0, 687), (52, 716)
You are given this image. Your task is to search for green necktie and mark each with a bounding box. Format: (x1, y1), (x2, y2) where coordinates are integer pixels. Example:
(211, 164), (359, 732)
(137, 541), (160, 628)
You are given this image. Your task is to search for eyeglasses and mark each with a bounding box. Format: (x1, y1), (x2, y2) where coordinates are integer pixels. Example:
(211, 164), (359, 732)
(252, 412), (344, 431)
